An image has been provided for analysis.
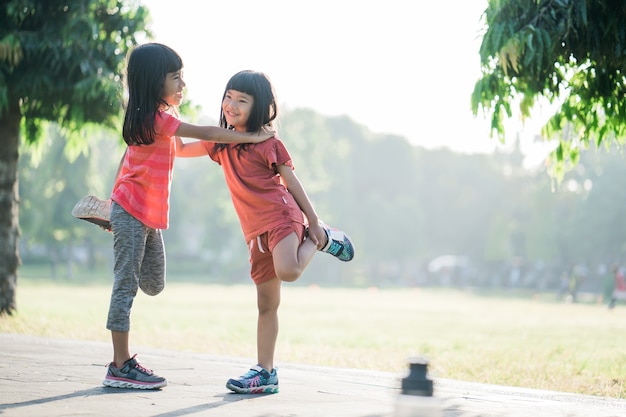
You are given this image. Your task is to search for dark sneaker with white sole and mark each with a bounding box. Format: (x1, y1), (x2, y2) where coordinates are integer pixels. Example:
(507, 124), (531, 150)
(102, 355), (167, 389)
(226, 365), (279, 394)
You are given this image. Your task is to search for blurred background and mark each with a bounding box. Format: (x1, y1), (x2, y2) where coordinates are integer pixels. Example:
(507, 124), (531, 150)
(13, 0), (625, 304)
(19, 107), (624, 301)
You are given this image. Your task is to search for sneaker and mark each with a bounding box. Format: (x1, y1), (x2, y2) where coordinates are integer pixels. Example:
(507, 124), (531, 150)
(102, 355), (167, 389)
(320, 222), (355, 262)
(226, 365), (279, 394)
(71, 195), (111, 230)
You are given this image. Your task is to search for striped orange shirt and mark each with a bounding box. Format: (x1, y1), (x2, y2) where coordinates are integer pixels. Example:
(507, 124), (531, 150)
(111, 111), (181, 229)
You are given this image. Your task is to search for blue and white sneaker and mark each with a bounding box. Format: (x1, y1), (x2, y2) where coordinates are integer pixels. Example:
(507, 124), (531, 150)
(226, 365), (279, 394)
(320, 222), (355, 262)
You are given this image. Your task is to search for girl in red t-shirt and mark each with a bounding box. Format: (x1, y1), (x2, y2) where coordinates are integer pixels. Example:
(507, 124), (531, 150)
(202, 70), (355, 394)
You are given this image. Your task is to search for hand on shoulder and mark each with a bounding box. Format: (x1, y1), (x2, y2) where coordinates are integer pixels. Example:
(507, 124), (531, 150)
(251, 126), (276, 143)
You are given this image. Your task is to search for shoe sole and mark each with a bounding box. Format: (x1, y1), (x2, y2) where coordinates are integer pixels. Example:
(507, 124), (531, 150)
(103, 377), (167, 390)
(72, 195), (111, 230)
(225, 381), (279, 394)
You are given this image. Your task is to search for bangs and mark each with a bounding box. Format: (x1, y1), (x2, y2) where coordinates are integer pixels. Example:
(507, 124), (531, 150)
(226, 72), (257, 96)
(219, 70), (277, 133)
(164, 49), (183, 73)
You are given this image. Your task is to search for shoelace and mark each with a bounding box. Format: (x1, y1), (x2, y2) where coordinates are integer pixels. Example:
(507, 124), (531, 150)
(132, 362), (154, 375)
(126, 355), (154, 375)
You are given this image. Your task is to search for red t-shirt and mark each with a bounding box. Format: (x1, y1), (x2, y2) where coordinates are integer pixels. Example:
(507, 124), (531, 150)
(204, 137), (305, 241)
(111, 111), (181, 229)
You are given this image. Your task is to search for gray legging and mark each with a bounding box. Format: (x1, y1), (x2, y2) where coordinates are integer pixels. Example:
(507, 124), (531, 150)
(106, 202), (165, 332)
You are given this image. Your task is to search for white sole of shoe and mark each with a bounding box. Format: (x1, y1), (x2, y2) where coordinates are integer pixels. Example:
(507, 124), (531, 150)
(103, 378), (167, 390)
(226, 382), (279, 394)
(71, 195), (111, 229)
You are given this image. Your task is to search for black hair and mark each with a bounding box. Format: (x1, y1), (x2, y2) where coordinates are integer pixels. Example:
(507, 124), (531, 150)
(215, 70), (277, 153)
(122, 43), (183, 145)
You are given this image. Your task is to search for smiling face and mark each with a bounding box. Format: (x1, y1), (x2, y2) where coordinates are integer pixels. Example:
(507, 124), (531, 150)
(222, 89), (254, 132)
(161, 70), (186, 108)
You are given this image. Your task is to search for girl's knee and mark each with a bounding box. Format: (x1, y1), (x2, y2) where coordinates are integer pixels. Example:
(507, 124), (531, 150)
(257, 282), (281, 313)
(139, 281), (165, 296)
(280, 274), (299, 283)
(277, 266), (303, 283)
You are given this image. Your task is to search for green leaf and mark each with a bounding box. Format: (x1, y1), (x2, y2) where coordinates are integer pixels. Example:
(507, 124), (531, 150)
(476, 0), (626, 177)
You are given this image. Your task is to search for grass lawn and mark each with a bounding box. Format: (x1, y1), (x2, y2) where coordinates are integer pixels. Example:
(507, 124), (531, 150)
(2, 268), (626, 398)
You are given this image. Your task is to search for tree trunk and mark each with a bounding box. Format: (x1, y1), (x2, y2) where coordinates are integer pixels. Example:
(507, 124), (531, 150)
(0, 100), (21, 315)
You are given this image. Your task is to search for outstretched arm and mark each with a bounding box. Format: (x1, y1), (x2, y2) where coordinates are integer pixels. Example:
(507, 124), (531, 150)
(276, 164), (326, 249)
(175, 137), (209, 157)
(175, 122), (274, 144)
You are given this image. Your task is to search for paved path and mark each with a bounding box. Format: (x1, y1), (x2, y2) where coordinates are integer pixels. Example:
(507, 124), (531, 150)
(1, 333), (626, 417)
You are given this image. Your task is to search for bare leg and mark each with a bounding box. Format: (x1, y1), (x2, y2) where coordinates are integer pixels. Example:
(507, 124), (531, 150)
(273, 232), (317, 283)
(111, 330), (131, 368)
(256, 277), (281, 371)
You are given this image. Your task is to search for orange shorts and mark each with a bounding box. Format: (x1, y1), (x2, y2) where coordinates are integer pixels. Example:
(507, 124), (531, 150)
(248, 222), (305, 285)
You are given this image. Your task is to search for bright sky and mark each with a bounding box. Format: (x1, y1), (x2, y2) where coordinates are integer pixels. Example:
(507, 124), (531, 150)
(140, 0), (552, 161)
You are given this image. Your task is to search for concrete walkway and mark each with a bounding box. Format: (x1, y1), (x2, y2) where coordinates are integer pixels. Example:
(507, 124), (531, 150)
(1, 333), (625, 417)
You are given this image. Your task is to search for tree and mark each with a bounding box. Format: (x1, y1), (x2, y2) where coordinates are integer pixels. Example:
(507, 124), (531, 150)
(0, 0), (150, 315)
(472, 0), (626, 178)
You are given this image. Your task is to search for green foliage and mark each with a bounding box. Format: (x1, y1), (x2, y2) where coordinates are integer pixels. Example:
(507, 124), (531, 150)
(0, 0), (151, 143)
(472, 0), (626, 177)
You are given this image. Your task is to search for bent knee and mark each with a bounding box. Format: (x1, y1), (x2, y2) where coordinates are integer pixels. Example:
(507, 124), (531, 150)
(139, 282), (165, 296)
(277, 267), (303, 283)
